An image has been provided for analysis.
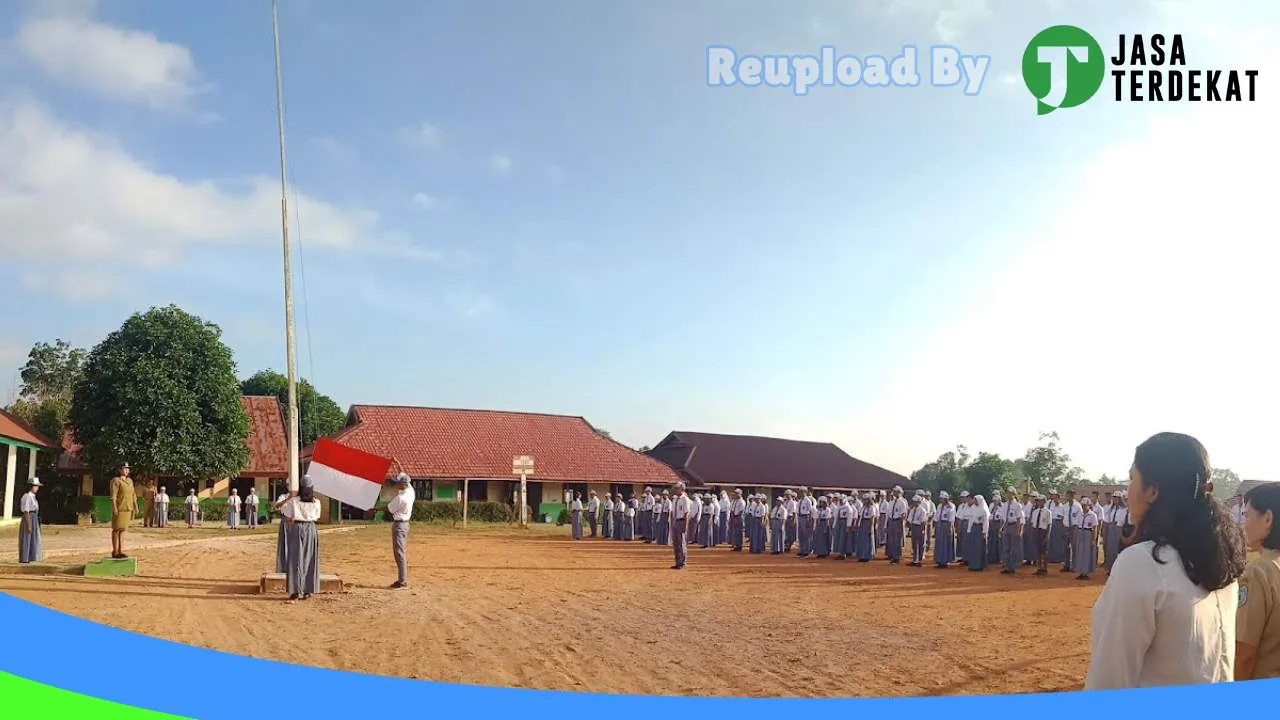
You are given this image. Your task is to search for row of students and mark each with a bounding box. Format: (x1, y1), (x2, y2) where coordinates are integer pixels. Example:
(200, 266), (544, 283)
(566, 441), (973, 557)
(568, 484), (1135, 578)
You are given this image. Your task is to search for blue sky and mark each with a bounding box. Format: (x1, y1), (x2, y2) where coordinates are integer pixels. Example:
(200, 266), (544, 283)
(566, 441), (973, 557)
(1, 0), (1276, 480)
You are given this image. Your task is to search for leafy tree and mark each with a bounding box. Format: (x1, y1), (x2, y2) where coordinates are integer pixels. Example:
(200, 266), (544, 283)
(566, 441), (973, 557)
(6, 339), (87, 483)
(1210, 467), (1242, 499)
(911, 446), (971, 497)
(638, 445), (651, 453)
(1018, 431), (1077, 494)
(239, 370), (346, 447)
(963, 452), (1021, 500)
(68, 305), (250, 480)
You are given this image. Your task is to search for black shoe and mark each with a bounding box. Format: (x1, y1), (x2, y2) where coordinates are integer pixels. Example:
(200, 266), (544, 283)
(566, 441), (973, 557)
(1077, 574), (1089, 580)
(670, 564), (684, 570)
(288, 594), (299, 601)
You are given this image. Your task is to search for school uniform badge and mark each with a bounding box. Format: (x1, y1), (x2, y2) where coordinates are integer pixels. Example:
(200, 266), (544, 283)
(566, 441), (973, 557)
(1239, 585), (1248, 607)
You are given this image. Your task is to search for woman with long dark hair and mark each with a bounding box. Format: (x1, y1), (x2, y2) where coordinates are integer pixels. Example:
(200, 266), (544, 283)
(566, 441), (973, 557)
(1085, 433), (1247, 689)
(1236, 482), (1280, 680)
(282, 477), (323, 602)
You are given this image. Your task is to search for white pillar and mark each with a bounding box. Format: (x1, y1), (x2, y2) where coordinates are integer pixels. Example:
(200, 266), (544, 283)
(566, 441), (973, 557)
(3, 444), (16, 521)
(28, 448), (37, 482)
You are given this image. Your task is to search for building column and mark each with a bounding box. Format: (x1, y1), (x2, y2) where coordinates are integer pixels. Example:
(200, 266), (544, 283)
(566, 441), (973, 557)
(3, 444), (16, 521)
(28, 448), (37, 482)
(81, 474), (93, 495)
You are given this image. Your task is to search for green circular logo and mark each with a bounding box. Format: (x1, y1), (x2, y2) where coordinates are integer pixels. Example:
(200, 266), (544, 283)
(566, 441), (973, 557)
(1022, 25), (1106, 115)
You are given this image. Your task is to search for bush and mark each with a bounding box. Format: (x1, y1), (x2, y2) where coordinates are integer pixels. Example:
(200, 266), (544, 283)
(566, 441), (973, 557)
(556, 509), (570, 526)
(71, 495), (96, 516)
(405, 501), (521, 524)
(199, 501), (230, 522)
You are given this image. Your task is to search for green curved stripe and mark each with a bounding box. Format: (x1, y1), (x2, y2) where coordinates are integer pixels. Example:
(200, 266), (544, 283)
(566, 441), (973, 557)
(0, 671), (190, 718)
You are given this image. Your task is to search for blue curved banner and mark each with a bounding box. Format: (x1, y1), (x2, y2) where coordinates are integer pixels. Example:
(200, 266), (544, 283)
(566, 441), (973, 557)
(1, 591), (1276, 717)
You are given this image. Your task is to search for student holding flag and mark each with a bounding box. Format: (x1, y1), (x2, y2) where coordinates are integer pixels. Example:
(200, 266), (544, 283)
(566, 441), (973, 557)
(386, 472), (415, 589)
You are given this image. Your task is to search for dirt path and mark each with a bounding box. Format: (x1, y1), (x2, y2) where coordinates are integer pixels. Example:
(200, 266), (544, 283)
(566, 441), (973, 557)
(0, 525), (1101, 697)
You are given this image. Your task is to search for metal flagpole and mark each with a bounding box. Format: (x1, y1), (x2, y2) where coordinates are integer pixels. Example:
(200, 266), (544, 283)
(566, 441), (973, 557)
(272, 0), (302, 494)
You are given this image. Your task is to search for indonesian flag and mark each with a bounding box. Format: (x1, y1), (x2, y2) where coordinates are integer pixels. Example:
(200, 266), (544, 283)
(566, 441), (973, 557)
(306, 438), (393, 511)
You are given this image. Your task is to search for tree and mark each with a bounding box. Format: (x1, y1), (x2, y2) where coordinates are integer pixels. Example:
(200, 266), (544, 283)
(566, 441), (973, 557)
(963, 452), (1021, 500)
(1018, 431), (1077, 494)
(239, 370), (346, 447)
(911, 447), (971, 497)
(1211, 467), (1242, 499)
(638, 445), (651, 453)
(18, 339), (86, 405)
(68, 305), (250, 479)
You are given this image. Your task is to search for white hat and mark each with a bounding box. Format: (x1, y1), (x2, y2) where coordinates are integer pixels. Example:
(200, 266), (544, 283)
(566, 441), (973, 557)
(959, 490), (969, 497)
(1082, 497), (1093, 506)
(26, 477), (41, 487)
(892, 485), (903, 492)
(393, 472), (411, 484)
(1006, 486), (1017, 494)
(939, 491), (950, 499)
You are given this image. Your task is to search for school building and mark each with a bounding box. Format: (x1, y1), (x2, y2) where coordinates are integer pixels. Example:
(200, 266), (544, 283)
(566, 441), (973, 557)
(0, 407), (58, 527)
(304, 404), (680, 520)
(57, 395), (296, 523)
(644, 430), (915, 498)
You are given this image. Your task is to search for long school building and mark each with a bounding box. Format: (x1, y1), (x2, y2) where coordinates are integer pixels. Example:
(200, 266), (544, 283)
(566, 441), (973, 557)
(644, 430), (914, 498)
(304, 404), (681, 520)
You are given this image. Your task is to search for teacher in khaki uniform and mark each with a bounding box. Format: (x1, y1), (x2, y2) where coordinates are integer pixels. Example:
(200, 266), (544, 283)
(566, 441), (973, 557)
(109, 463), (136, 559)
(1237, 482), (1280, 680)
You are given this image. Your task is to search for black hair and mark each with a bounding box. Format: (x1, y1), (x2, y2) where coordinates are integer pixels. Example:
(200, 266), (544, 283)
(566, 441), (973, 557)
(1132, 432), (1246, 591)
(299, 486), (315, 503)
(1244, 482), (1280, 551)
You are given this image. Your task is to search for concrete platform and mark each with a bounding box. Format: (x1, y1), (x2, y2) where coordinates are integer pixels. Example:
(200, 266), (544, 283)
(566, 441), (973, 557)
(259, 572), (343, 594)
(84, 557), (138, 577)
(0, 562), (85, 576)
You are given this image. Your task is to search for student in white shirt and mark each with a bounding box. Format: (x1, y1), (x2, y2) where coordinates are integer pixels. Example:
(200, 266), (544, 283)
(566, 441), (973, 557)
(1000, 488), (1025, 574)
(1060, 490), (1083, 573)
(669, 482), (692, 569)
(884, 487), (908, 564)
(586, 491), (600, 538)
(227, 489), (242, 530)
(968, 495), (991, 572)
(770, 497), (788, 555)
(569, 491), (584, 541)
(1074, 497), (1100, 580)
(18, 477), (42, 564)
(784, 491), (799, 553)
(1103, 493), (1129, 572)
(244, 488), (259, 529)
(954, 491), (970, 564)
(386, 473), (415, 588)
(933, 492), (956, 568)
(154, 486), (170, 528)
(797, 489), (817, 557)
(728, 489), (746, 552)
(1028, 493), (1053, 576)
(1085, 432), (1247, 690)
(602, 495), (615, 539)
(282, 477), (324, 602)
(701, 494), (717, 549)
(185, 489), (200, 528)
(831, 496), (849, 560)
(907, 495), (929, 566)
(718, 489), (731, 545)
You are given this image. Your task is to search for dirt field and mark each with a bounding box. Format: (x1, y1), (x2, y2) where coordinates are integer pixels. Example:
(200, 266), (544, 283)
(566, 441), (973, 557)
(0, 523), (1103, 697)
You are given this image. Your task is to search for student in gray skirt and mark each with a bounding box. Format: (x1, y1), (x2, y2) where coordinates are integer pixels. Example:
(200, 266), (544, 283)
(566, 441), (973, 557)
(283, 477), (322, 602)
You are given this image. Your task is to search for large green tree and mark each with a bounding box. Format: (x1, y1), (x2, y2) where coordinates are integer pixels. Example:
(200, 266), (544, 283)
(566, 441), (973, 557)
(7, 339), (86, 442)
(68, 306), (250, 479)
(1017, 431), (1082, 494)
(963, 452), (1022, 499)
(239, 370), (346, 447)
(911, 446), (972, 497)
(1210, 467), (1242, 499)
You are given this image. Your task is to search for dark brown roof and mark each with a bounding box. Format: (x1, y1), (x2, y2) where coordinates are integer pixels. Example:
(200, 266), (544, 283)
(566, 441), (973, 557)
(645, 431), (914, 492)
(1071, 484), (1128, 497)
(57, 396), (289, 478)
(304, 404), (680, 484)
(0, 408), (56, 449)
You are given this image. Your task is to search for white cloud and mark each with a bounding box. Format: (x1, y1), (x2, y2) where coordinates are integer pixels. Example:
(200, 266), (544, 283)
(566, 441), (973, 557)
(21, 267), (114, 301)
(0, 100), (440, 271)
(488, 153), (513, 175)
(883, 0), (989, 43)
(15, 2), (203, 110)
(411, 192), (439, 209)
(400, 121), (443, 150)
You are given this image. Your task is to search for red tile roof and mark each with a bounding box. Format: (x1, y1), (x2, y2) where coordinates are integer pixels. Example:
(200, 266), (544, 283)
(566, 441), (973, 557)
(646, 431), (914, 492)
(309, 405), (680, 485)
(57, 396), (289, 478)
(0, 408), (56, 449)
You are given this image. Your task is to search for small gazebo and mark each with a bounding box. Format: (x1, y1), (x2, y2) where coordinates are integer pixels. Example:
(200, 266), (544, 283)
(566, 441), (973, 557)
(0, 408), (56, 526)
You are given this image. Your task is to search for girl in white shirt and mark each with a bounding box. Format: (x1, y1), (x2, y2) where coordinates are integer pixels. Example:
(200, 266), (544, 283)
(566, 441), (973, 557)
(1086, 432), (1247, 690)
(814, 498), (833, 559)
(1074, 498), (1099, 580)
(18, 478), (42, 564)
(283, 479), (323, 602)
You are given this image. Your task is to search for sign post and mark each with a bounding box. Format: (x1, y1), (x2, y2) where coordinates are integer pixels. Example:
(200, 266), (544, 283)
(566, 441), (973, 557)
(463, 478), (470, 528)
(512, 455), (535, 528)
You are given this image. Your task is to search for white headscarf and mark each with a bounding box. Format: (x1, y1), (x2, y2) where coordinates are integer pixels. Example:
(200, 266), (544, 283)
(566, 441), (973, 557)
(975, 495), (991, 530)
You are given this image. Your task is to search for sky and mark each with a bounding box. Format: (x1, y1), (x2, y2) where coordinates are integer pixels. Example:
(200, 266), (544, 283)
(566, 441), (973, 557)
(0, 0), (1276, 481)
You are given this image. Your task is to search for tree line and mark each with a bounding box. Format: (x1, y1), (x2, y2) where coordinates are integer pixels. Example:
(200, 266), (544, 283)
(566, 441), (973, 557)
(910, 431), (1242, 500)
(6, 305), (346, 484)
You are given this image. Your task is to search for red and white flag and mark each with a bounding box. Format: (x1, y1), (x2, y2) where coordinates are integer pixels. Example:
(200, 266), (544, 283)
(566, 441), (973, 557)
(306, 438), (393, 510)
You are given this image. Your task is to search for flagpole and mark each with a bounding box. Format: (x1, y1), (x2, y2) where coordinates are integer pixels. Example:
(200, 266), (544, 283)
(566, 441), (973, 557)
(272, 0), (302, 494)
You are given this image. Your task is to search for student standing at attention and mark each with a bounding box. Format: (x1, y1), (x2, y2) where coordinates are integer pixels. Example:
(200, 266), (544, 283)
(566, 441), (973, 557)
(154, 486), (170, 528)
(185, 489), (199, 528)
(245, 488), (260, 529)
(1085, 433), (1246, 689)
(227, 489), (242, 530)
(1000, 487), (1025, 574)
(386, 472), (415, 589)
(1236, 482), (1280, 680)
(586, 490), (600, 538)
(273, 488), (291, 573)
(669, 482), (692, 570)
(569, 491), (584, 540)
(933, 491), (956, 568)
(18, 477), (42, 564)
(282, 477), (323, 602)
